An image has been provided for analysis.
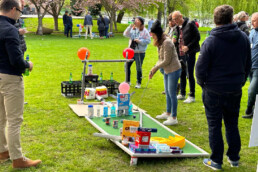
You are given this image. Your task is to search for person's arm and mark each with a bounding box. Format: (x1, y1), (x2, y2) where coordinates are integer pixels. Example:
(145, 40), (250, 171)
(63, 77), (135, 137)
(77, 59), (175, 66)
(5, 28), (30, 72)
(243, 37), (252, 85)
(195, 39), (211, 87)
(137, 29), (151, 45)
(123, 25), (133, 38)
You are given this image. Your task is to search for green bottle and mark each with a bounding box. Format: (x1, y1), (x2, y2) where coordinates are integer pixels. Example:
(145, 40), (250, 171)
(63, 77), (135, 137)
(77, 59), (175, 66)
(110, 72), (113, 83)
(24, 55), (29, 76)
(99, 72), (103, 83)
(69, 72), (73, 84)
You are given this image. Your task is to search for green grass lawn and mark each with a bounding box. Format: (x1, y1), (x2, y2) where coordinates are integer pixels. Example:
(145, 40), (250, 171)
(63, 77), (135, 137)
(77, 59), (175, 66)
(0, 33), (257, 172)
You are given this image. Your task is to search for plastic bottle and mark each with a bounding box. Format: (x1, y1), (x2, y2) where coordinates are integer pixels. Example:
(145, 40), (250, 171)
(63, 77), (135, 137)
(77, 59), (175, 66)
(24, 55), (30, 76)
(110, 103), (116, 117)
(129, 102), (133, 115)
(99, 72), (103, 84)
(88, 64), (93, 75)
(88, 105), (94, 119)
(110, 72), (113, 83)
(103, 105), (108, 117)
(96, 105), (101, 117)
(69, 72), (73, 84)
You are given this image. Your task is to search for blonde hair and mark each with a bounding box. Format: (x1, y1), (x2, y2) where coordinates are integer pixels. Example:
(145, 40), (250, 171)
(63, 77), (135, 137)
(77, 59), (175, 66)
(238, 11), (247, 21)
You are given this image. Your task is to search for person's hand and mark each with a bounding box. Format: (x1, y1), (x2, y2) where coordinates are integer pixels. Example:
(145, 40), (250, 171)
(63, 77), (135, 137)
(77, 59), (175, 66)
(149, 68), (156, 79)
(28, 61), (33, 72)
(172, 38), (176, 43)
(149, 70), (153, 79)
(134, 39), (140, 43)
(182, 46), (189, 53)
(19, 28), (27, 35)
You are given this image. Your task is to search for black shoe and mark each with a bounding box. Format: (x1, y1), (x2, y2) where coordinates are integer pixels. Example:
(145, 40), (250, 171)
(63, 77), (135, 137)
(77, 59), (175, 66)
(242, 108), (253, 119)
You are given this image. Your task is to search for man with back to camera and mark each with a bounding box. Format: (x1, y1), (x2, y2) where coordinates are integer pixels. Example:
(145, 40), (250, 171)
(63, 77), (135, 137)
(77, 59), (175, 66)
(84, 11), (93, 39)
(172, 11), (200, 103)
(243, 12), (258, 119)
(196, 5), (251, 170)
(0, 0), (41, 168)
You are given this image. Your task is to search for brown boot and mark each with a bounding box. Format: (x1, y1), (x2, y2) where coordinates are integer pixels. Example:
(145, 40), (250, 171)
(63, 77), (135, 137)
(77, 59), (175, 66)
(0, 151), (9, 163)
(12, 157), (41, 169)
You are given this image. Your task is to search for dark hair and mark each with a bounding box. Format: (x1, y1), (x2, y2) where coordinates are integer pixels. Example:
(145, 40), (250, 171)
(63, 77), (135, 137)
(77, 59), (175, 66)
(214, 5), (233, 25)
(0, 0), (20, 13)
(153, 33), (166, 47)
(99, 14), (105, 24)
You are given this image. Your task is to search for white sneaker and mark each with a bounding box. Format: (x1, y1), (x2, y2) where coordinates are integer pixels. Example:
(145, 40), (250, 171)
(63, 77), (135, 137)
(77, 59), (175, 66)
(135, 83), (141, 89)
(177, 94), (185, 100)
(183, 96), (195, 103)
(163, 117), (178, 125)
(156, 112), (169, 119)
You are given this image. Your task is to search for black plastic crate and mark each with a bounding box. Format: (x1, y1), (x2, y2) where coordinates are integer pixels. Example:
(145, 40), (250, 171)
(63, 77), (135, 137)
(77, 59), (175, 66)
(61, 81), (82, 97)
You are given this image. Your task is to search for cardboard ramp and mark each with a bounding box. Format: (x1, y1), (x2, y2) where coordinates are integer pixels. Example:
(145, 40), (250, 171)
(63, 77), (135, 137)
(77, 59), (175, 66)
(69, 104), (209, 165)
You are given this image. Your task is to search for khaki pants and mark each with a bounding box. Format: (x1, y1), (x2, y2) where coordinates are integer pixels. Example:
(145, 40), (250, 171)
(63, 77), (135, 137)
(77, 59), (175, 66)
(85, 25), (93, 39)
(0, 73), (24, 160)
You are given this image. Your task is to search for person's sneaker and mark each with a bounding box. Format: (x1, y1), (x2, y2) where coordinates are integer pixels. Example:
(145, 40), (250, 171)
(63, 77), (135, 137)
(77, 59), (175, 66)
(203, 159), (222, 170)
(135, 83), (141, 89)
(12, 156), (42, 169)
(162, 91), (165, 94)
(163, 117), (178, 125)
(183, 96), (195, 103)
(0, 151), (9, 163)
(156, 112), (169, 119)
(177, 94), (185, 100)
(242, 107), (253, 118)
(227, 157), (239, 167)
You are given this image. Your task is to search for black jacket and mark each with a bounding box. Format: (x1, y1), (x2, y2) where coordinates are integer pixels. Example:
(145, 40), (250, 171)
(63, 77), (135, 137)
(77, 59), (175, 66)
(63, 14), (68, 25)
(237, 21), (249, 36)
(97, 17), (105, 31)
(0, 16), (29, 76)
(174, 18), (200, 55)
(196, 24), (251, 93)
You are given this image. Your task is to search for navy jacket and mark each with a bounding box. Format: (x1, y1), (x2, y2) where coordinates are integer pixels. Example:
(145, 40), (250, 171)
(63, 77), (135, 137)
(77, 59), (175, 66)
(63, 14), (68, 25)
(104, 17), (110, 28)
(0, 16), (29, 76)
(196, 24), (251, 93)
(67, 16), (73, 26)
(84, 15), (93, 26)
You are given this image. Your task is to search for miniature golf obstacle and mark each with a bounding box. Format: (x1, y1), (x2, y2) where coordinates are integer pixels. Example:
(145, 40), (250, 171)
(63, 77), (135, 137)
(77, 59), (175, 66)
(78, 47), (135, 102)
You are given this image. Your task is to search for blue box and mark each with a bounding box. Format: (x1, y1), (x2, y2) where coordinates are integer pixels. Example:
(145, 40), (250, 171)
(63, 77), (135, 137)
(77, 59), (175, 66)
(117, 93), (130, 110)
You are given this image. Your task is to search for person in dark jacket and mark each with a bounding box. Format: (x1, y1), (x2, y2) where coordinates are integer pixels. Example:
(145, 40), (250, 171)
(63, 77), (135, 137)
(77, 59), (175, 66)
(0, 0), (41, 168)
(237, 11), (250, 36)
(97, 14), (105, 39)
(172, 11), (200, 103)
(104, 15), (110, 38)
(243, 12), (258, 118)
(14, 18), (27, 54)
(196, 5), (251, 170)
(84, 11), (93, 39)
(63, 10), (69, 36)
(66, 13), (73, 38)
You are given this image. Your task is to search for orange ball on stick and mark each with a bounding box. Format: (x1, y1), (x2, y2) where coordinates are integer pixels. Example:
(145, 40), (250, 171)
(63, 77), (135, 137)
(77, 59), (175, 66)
(77, 47), (90, 60)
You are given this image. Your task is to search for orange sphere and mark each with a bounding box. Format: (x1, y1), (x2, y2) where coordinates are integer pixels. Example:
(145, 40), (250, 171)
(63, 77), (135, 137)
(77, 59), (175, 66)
(77, 47), (90, 60)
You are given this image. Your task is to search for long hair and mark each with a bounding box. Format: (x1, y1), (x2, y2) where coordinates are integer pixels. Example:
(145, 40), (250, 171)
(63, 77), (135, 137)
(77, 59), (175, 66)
(153, 33), (167, 47)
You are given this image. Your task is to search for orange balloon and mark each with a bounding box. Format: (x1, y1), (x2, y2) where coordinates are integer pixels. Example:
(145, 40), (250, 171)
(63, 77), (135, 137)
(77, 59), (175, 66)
(77, 47), (90, 60)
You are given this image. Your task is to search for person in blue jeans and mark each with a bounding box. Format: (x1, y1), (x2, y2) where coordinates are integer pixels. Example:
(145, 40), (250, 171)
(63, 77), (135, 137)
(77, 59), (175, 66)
(149, 20), (181, 125)
(123, 16), (151, 88)
(196, 5), (251, 170)
(243, 12), (258, 118)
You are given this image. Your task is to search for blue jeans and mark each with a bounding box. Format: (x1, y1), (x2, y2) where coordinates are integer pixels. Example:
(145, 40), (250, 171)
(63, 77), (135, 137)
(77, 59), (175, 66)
(126, 53), (145, 84)
(180, 53), (196, 97)
(67, 25), (72, 37)
(202, 88), (242, 164)
(247, 69), (258, 109)
(164, 69), (181, 117)
(105, 26), (109, 38)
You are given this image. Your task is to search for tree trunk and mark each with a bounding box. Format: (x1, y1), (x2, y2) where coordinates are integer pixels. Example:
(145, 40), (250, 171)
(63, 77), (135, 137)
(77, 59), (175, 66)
(113, 11), (117, 31)
(37, 15), (43, 35)
(110, 12), (114, 32)
(157, 6), (162, 21)
(116, 10), (125, 23)
(53, 15), (59, 31)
